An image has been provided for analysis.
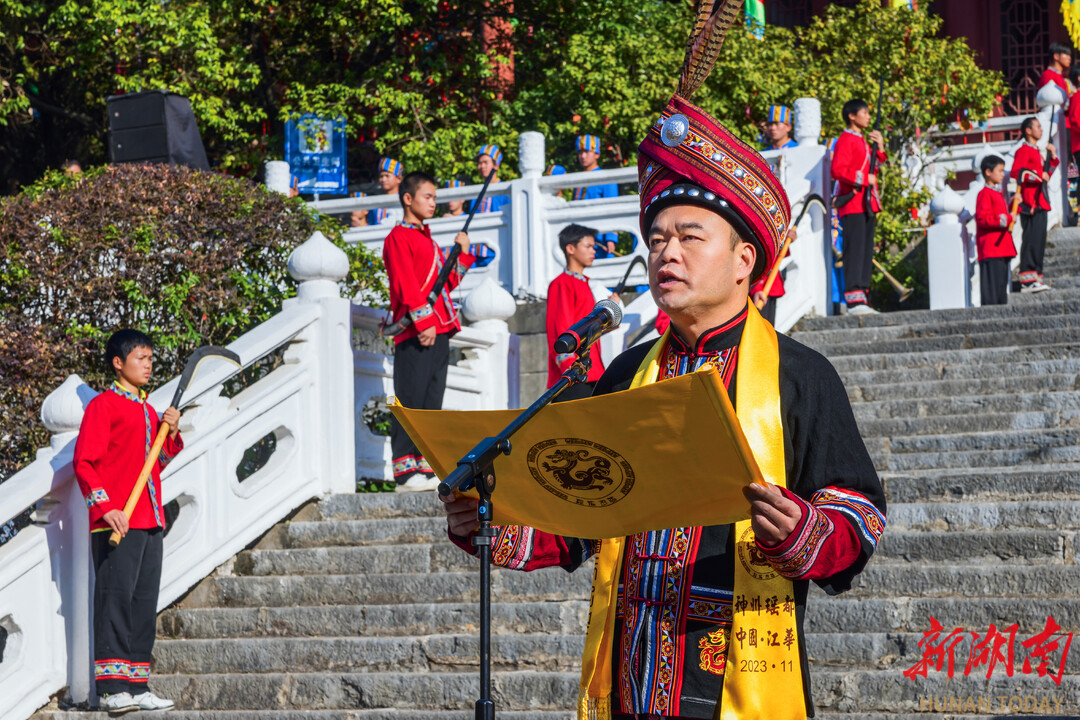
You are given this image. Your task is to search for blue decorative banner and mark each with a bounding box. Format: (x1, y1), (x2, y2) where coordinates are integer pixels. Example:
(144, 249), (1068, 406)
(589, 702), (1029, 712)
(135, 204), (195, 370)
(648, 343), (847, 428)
(284, 115), (348, 194)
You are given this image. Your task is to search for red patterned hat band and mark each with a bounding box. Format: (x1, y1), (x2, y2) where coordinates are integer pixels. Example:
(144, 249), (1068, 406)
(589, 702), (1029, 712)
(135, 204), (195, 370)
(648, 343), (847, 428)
(638, 94), (791, 281)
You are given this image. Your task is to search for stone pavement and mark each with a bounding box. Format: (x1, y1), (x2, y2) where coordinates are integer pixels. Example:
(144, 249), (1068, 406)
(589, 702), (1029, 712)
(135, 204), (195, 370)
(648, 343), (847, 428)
(34, 227), (1080, 719)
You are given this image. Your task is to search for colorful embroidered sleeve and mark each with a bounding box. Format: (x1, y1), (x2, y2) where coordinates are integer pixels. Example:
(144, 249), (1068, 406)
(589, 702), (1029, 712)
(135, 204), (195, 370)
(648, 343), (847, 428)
(446, 250), (476, 293)
(159, 431), (184, 468)
(756, 486), (879, 581)
(382, 229), (438, 333)
(448, 525), (596, 572)
(73, 399), (117, 524)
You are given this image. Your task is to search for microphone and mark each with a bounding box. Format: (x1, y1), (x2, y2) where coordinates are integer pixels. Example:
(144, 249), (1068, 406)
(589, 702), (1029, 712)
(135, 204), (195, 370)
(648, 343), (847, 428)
(553, 299), (623, 355)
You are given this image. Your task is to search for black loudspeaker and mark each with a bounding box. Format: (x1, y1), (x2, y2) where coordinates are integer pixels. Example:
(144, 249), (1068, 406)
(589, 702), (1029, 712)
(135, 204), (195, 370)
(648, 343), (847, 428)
(106, 91), (210, 170)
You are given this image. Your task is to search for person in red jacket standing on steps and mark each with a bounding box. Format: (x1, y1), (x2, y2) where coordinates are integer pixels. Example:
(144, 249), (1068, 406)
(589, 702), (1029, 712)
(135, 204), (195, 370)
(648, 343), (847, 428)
(383, 171), (476, 491)
(975, 155), (1017, 305)
(74, 329), (183, 714)
(830, 98), (887, 315)
(1012, 117), (1058, 293)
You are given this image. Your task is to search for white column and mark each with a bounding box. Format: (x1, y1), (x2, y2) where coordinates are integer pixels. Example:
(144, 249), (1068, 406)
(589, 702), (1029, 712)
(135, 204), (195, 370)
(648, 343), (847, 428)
(286, 232), (356, 494)
(927, 186), (970, 310)
(1036, 84), (1067, 228)
(462, 277), (517, 410)
(265, 160), (292, 195)
(793, 98), (821, 147)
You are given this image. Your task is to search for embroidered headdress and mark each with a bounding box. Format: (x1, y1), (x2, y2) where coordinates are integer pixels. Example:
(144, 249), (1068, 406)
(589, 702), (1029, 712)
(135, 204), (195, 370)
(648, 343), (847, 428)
(767, 104), (792, 125)
(476, 144), (503, 166)
(638, 0), (791, 281)
(575, 135), (601, 153)
(379, 157), (403, 178)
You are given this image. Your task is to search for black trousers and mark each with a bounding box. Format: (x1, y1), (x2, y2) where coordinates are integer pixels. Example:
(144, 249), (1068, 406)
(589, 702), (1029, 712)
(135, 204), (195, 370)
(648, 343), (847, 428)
(390, 333), (450, 479)
(840, 212), (876, 304)
(1019, 209), (1048, 283)
(92, 528), (163, 696)
(980, 257), (1010, 305)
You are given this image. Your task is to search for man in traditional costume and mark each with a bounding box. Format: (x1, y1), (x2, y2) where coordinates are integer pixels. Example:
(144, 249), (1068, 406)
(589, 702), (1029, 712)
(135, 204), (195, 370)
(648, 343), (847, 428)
(573, 134), (621, 257)
(442, 2), (885, 717)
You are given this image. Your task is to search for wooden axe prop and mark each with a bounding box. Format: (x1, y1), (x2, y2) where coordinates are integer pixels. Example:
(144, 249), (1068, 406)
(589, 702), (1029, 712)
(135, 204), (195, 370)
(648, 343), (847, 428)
(109, 345), (241, 546)
(381, 169), (497, 337)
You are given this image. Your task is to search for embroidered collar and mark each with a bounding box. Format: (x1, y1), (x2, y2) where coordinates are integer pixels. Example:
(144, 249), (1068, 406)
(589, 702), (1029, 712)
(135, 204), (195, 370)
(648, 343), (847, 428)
(109, 381), (147, 403)
(668, 307), (748, 356)
(843, 127), (863, 137)
(563, 269), (588, 282)
(398, 221), (425, 231)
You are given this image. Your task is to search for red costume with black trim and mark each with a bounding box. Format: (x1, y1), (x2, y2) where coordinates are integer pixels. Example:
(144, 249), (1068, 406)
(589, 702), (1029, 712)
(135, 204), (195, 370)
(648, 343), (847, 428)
(1012, 142), (1058, 214)
(383, 221), (476, 480)
(829, 129), (887, 219)
(75, 383), (184, 532)
(546, 270), (605, 387)
(974, 186), (1016, 262)
(74, 381), (184, 698)
(382, 222), (475, 346)
(1038, 67), (1071, 103)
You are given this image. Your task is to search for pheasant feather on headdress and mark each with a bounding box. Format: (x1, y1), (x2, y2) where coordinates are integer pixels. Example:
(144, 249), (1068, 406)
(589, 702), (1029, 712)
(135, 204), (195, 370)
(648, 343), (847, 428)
(677, 0), (745, 99)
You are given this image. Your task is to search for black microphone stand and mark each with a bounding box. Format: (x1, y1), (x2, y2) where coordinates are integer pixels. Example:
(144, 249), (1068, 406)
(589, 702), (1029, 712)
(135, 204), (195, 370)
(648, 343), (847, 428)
(438, 346), (595, 720)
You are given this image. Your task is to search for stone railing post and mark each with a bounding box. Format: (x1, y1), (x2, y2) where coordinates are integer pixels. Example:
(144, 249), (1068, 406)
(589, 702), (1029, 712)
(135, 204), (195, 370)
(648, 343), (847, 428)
(265, 160), (292, 195)
(286, 231), (356, 493)
(927, 186), (970, 310)
(462, 277), (518, 409)
(514, 131), (546, 300)
(39, 375), (96, 704)
(793, 98), (821, 147)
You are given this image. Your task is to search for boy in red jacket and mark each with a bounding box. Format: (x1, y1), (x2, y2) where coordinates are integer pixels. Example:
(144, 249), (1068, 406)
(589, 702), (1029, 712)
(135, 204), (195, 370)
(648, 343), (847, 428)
(545, 224), (619, 399)
(830, 99), (887, 315)
(975, 155), (1017, 305)
(1012, 116), (1058, 293)
(383, 171), (474, 491)
(74, 329), (183, 714)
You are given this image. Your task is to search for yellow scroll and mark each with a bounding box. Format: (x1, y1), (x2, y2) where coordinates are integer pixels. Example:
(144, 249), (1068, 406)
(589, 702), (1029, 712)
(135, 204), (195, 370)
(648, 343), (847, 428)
(390, 363), (763, 539)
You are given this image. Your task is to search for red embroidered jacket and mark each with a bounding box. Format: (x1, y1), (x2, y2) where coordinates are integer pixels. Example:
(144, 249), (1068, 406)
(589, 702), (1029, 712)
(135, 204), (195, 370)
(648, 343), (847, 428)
(74, 386), (184, 532)
(830, 129), (887, 218)
(974, 186), (1017, 262)
(382, 222), (476, 346)
(1012, 142), (1058, 214)
(546, 270), (605, 386)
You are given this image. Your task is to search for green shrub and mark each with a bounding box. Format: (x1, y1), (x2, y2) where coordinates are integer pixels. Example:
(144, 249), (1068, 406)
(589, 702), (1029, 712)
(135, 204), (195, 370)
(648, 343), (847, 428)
(0, 163), (384, 481)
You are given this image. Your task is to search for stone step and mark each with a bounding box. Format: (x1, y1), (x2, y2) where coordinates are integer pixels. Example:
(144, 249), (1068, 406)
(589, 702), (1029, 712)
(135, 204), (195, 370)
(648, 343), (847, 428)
(798, 312), (1080, 349)
(152, 634), (584, 675)
(38, 712), (572, 720)
(887, 500), (1080, 530)
(852, 390), (1080, 425)
(121, 670), (580, 712)
(809, 668), (1080, 715)
(807, 326), (1080, 358)
(849, 373), (1078, 403)
(888, 427), (1080, 455)
(837, 355), (1080, 388)
(872, 441), (1080, 472)
(180, 567), (592, 609)
(315, 492), (445, 522)
(850, 564), (1080, 598)
(235, 543), (475, 577)
(881, 465), (1080, 503)
(158, 601), (589, 640)
(874, 529), (1067, 565)
(858, 409), (1074, 438)
(255, 517), (451, 549)
(804, 592), (1080, 634)
(825, 341), (1080, 374)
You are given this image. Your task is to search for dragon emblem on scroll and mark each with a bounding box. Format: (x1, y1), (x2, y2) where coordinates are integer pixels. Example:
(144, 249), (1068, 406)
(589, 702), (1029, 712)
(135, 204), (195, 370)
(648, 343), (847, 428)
(527, 438), (634, 507)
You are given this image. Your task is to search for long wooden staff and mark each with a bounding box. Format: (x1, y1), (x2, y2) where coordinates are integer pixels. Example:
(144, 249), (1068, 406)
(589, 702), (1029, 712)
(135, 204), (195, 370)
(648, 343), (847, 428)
(756, 195), (827, 307)
(109, 346), (241, 546)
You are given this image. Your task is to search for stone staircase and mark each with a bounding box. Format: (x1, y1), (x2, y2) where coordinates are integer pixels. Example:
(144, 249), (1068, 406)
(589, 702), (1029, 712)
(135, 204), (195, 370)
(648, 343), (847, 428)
(35, 227), (1080, 719)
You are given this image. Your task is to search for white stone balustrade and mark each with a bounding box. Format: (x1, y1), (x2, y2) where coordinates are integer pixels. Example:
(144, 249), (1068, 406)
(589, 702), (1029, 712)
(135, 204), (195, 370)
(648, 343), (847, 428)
(314, 101), (834, 335)
(0, 232), (358, 720)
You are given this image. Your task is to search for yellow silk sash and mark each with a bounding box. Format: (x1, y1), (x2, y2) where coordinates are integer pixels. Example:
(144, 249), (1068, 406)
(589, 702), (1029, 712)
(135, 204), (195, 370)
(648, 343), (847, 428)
(577, 301), (805, 720)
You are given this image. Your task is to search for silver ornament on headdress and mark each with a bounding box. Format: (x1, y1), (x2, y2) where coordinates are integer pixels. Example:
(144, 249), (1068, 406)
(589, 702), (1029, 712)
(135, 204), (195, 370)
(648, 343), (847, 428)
(661, 114), (691, 147)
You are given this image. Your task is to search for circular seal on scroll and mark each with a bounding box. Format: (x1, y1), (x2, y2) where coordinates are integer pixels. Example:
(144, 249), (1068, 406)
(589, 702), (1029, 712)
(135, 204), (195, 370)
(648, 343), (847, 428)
(526, 438), (634, 507)
(736, 525), (780, 581)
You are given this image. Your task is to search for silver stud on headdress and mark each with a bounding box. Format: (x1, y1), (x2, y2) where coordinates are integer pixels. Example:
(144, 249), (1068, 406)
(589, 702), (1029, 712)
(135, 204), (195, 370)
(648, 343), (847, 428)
(661, 114), (691, 147)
